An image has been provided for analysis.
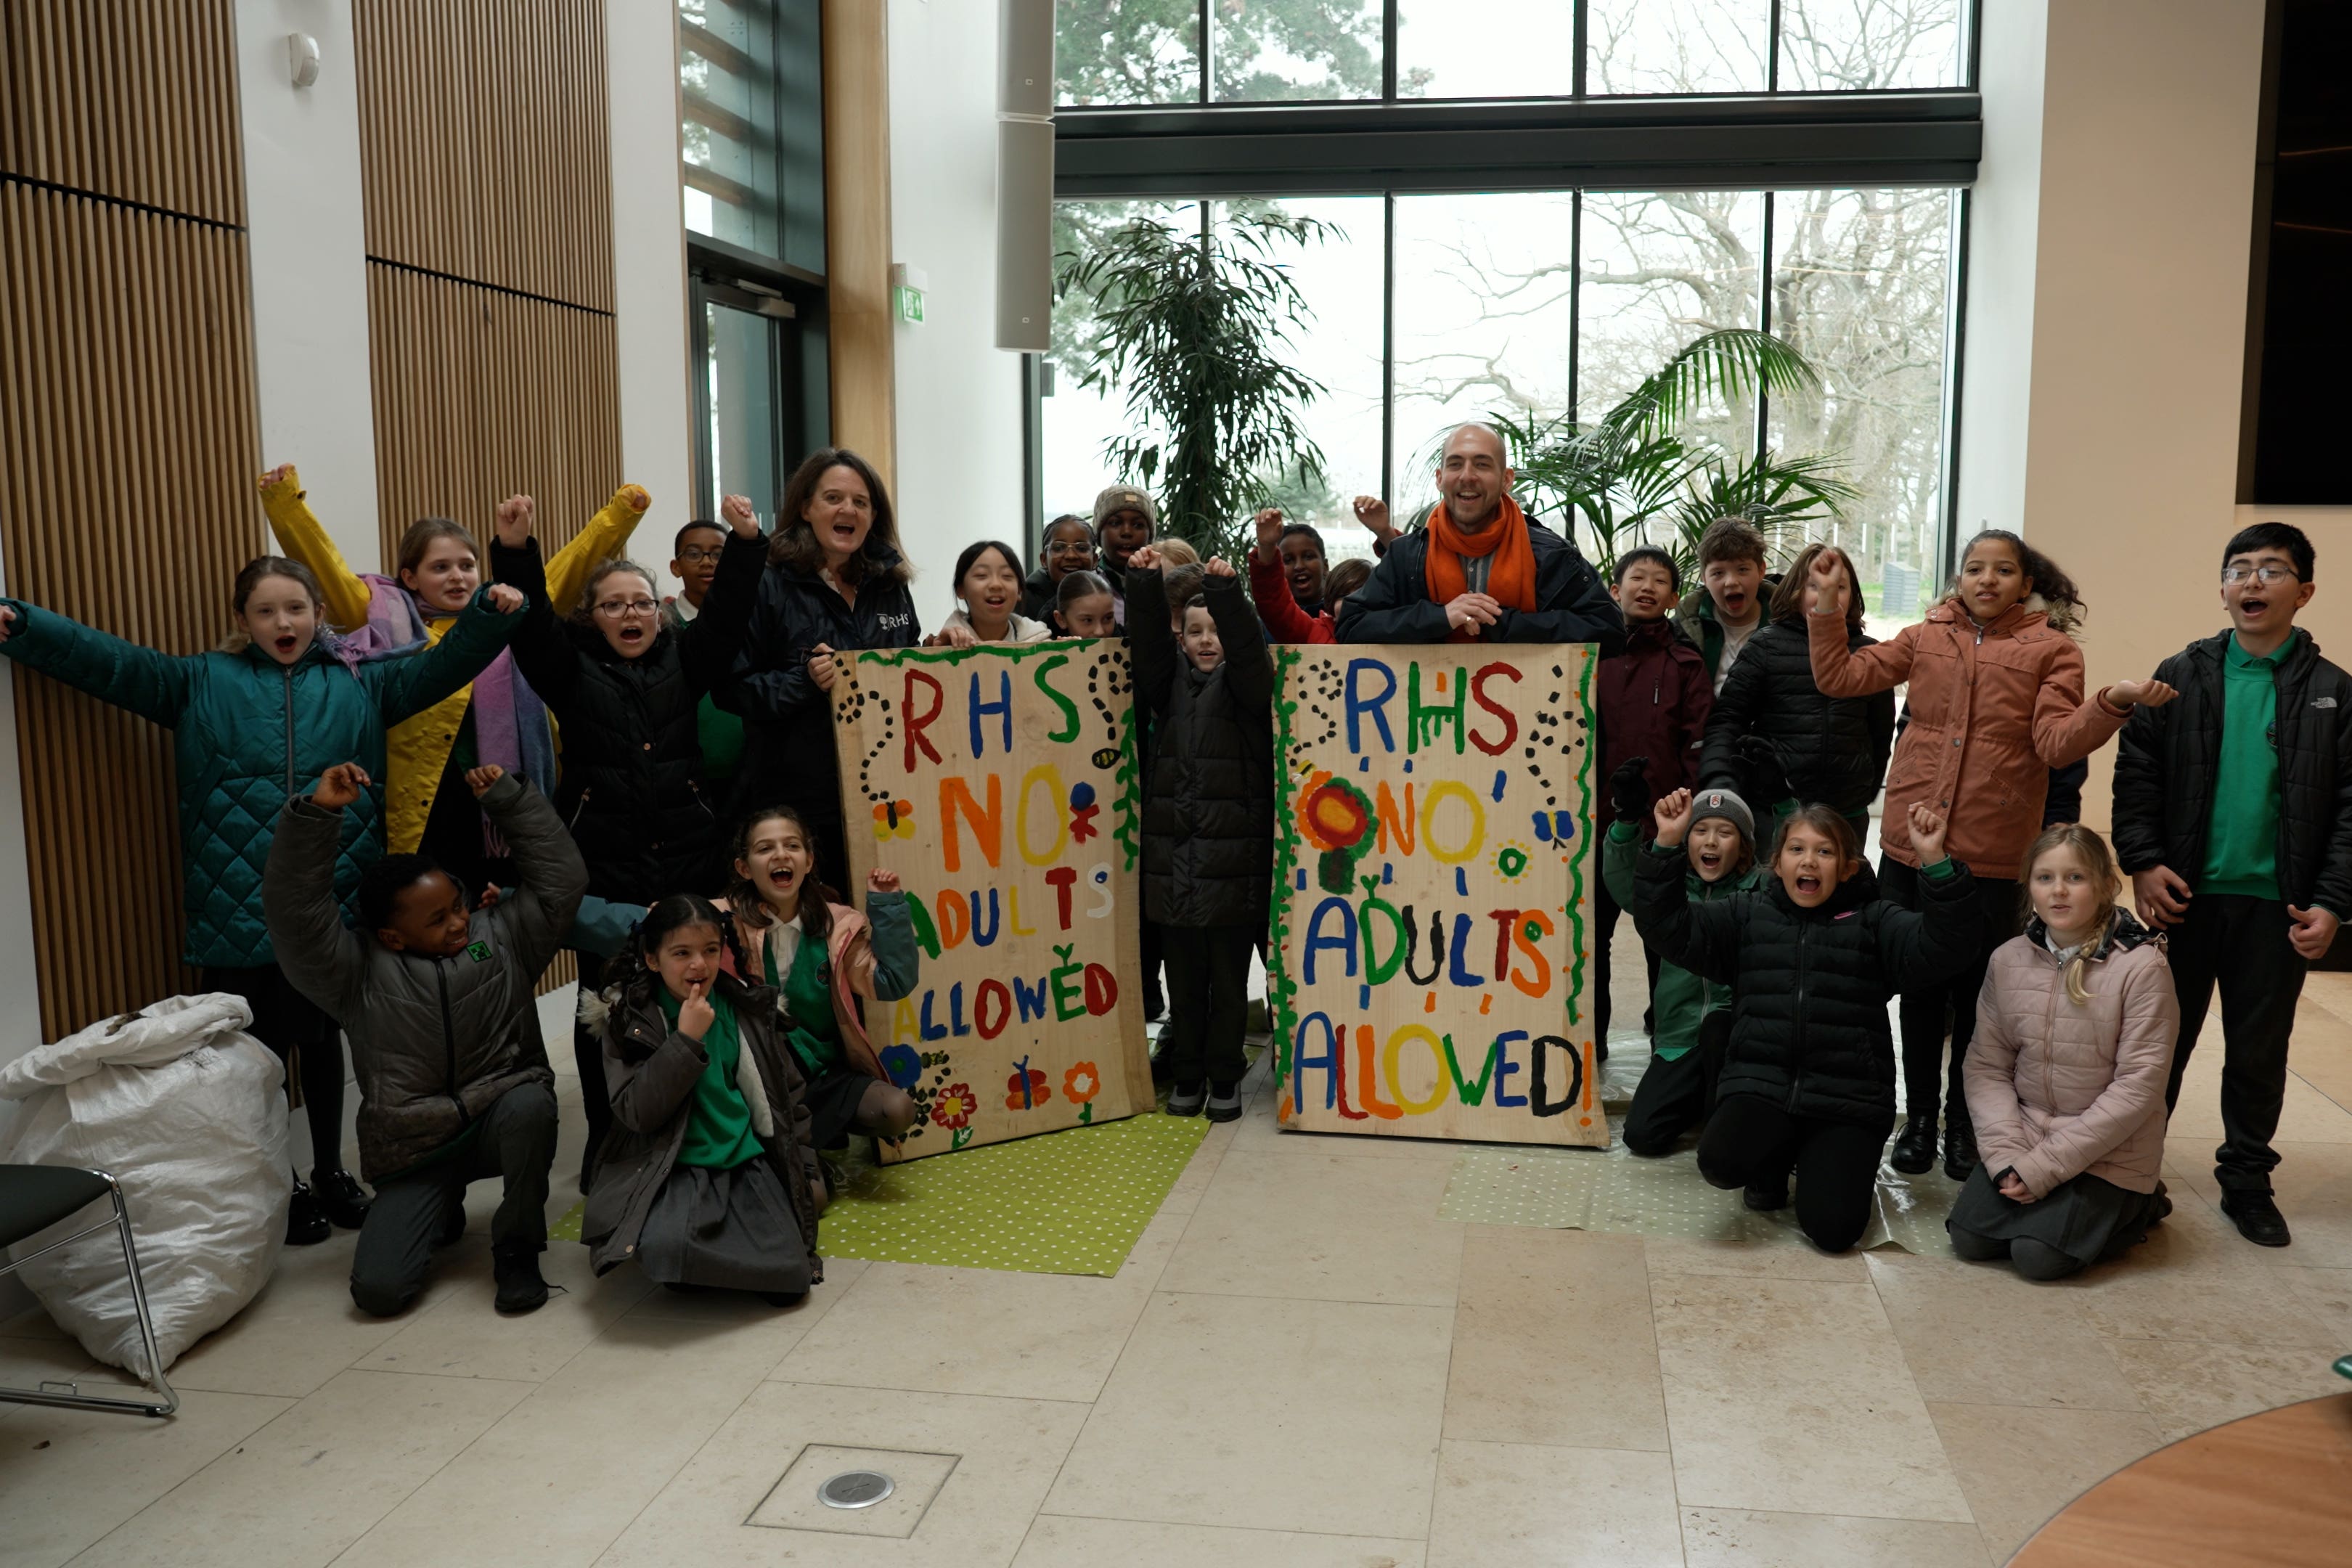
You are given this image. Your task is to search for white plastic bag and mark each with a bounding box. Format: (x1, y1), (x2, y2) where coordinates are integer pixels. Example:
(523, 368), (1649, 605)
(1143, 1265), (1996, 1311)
(0, 994), (290, 1376)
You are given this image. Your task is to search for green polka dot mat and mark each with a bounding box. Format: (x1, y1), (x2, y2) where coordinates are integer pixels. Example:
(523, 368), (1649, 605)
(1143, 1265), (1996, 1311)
(1437, 1032), (1963, 1253)
(546, 1106), (1209, 1276)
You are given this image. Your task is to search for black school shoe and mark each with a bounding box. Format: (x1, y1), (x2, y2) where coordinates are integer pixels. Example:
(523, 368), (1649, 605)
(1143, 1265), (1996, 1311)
(1166, 1082), (1206, 1116)
(493, 1244), (550, 1313)
(1205, 1083), (1244, 1123)
(285, 1182), (332, 1246)
(1890, 1116), (1937, 1175)
(1941, 1119), (1980, 1182)
(312, 1168), (372, 1230)
(2220, 1190), (2292, 1247)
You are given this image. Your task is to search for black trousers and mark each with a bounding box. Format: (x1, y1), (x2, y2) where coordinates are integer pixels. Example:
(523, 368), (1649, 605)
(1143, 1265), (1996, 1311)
(1159, 923), (1254, 1090)
(1879, 858), (2019, 1129)
(1696, 1095), (1894, 1253)
(1622, 1010), (1728, 1156)
(203, 963), (348, 1174)
(2161, 893), (2307, 1194)
(349, 1081), (558, 1317)
(1593, 873), (1662, 1046)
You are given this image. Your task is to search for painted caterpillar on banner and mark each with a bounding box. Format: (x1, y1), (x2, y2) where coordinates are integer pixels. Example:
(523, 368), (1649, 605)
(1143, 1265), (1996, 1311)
(1271, 644), (1602, 1146)
(835, 642), (1151, 1159)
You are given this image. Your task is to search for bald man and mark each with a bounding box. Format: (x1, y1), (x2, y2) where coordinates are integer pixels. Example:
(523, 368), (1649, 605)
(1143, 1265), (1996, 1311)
(1334, 424), (1624, 653)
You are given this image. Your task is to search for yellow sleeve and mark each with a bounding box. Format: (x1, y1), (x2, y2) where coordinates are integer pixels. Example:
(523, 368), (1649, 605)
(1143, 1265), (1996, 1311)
(258, 465), (375, 632)
(542, 484), (651, 616)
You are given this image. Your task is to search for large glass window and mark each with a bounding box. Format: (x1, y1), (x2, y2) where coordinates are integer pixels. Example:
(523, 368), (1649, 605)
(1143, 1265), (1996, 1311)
(1063, 0), (1970, 104)
(1047, 184), (1961, 599)
(681, 0), (782, 254)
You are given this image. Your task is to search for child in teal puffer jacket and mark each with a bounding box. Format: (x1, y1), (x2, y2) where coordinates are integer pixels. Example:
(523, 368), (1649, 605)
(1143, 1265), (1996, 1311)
(0, 555), (522, 1244)
(1602, 739), (1794, 1156)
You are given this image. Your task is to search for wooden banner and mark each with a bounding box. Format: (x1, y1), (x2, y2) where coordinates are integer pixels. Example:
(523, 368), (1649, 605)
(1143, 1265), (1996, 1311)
(836, 642), (1151, 1159)
(1270, 645), (1604, 1146)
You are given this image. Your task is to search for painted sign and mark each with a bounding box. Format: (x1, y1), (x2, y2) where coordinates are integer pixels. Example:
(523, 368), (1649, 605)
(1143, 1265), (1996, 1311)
(1270, 645), (1603, 1146)
(835, 642), (1151, 1159)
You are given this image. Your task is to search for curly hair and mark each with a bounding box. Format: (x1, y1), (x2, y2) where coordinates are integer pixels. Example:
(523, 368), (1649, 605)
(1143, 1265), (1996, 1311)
(724, 804), (840, 956)
(1955, 529), (2086, 631)
(769, 447), (910, 589)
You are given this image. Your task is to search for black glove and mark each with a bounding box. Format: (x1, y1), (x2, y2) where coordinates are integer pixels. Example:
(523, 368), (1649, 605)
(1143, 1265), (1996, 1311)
(1609, 756), (1651, 820)
(1736, 735), (1792, 805)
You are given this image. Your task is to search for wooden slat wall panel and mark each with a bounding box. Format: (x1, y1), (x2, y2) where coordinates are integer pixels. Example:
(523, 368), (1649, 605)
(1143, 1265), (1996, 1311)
(364, 267), (623, 571)
(355, 0), (615, 311)
(0, 1), (244, 226)
(0, 181), (261, 1036)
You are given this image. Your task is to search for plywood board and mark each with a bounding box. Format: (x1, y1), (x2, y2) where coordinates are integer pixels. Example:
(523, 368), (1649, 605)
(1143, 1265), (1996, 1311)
(1270, 645), (1604, 1146)
(836, 642), (1151, 1159)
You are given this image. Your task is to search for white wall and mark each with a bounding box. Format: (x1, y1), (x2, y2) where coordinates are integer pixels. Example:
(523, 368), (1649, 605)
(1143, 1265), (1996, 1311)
(886, 0), (1029, 631)
(236, 0), (380, 566)
(1959, 0), (2295, 831)
(606, 0), (695, 589)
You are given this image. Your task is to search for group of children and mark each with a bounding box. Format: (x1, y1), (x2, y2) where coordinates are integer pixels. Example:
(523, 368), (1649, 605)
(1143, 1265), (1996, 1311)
(1597, 513), (2344, 1269)
(1, 435), (2340, 1318)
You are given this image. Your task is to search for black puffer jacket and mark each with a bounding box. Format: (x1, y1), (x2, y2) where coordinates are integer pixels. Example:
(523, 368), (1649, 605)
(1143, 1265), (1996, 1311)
(1018, 564), (1059, 622)
(720, 543), (923, 828)
(1633, 841), (1979, 1125)
(1699, 616), (1895, 816)
(1132, 568), (1274, 930)
(496, 533), (764, 903)
(2112, 629), (2352, 914)
(1333, 515), (1626, 655)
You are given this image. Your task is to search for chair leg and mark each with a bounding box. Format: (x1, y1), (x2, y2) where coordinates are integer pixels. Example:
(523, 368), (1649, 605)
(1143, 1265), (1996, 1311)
(0, 1176), (179, 1418)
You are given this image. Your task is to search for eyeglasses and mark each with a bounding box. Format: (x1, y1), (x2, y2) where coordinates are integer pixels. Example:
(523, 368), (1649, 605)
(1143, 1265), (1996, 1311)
(676, 547), (723, 565)
(1046, 540), (1096, 558)
(2222, 565), (2300, 586)
(594, 598), (660, 618)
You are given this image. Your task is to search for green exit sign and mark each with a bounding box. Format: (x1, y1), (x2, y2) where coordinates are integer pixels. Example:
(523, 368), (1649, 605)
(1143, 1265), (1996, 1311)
(894, 285), (925, 324)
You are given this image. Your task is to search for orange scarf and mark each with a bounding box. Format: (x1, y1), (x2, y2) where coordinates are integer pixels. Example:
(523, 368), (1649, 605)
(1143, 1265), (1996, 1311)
(1424, 493), (1539, 642)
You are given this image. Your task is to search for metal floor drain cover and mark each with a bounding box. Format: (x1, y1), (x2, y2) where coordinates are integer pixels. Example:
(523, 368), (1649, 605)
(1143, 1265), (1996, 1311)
(818, 1470), (895, 1509)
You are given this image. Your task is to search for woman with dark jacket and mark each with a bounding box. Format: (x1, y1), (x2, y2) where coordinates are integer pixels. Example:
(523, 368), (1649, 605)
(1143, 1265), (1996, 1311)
(580, 894), (823, 1304)
(1699, 542), (1895, 830)
(721, 448), (922, 897)
(1635, 793), (1980, 1252)
(1127, 547), (1273, 1122)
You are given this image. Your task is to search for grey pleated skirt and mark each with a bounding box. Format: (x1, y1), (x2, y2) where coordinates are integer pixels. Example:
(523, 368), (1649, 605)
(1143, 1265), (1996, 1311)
(636, 1157), (813, 1294)
(1946, 1164), (2167, 1266)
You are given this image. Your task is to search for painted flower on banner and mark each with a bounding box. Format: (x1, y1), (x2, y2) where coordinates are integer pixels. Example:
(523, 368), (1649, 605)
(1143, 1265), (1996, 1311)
(1069, 780), (1101, 843)
(1005, 1054), (1052, 1111)
(1297, 773), (1376, 894)
(878, 1044), (923, 1089)
(872, 798), (917, 839)
(1064, 1061), (1101, 1124)
(930, 1082), (978, 1131)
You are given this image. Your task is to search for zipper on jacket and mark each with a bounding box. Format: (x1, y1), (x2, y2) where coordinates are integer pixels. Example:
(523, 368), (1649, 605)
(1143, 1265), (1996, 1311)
(282, 664), (298, 796)
(566, 787), (593, 830)
(1787, 921), (1810, 1113)
(436, 960), (470, 1127)
(689, 780), (716, 821)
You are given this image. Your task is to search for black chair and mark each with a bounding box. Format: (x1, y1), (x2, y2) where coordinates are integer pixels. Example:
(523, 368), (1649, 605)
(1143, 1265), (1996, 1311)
(0, 1164), (179, 1417)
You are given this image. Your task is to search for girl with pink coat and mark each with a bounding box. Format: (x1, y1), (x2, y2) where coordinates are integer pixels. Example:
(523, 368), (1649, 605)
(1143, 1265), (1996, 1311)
(1948, 824), (2179, 1280)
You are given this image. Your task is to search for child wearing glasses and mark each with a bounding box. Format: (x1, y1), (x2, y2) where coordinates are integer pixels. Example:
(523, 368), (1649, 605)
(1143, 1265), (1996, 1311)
(1021, 514), (1099, 621)
(2112, 523), (2352, 1249)
(664, 518), (751, 815)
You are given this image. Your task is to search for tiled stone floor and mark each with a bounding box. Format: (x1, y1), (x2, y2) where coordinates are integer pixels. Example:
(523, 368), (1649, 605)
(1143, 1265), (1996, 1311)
(4, 956), (2348, 1568)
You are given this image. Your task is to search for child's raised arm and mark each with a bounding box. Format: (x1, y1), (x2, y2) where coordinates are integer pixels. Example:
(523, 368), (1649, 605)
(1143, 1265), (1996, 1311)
(1203, 560), (1273, 713)
(470, 767), (589, 976)
(369, 583), (528, 725)
(1123, 555), (1178, 714)
(257, 465), (374, 633)
(262, 763), (375, 1018)
(855, 873), (922, 1003)
(0, 600), (195, 727)
(484, 531), (578, 708)
(1873, 804), (1981, 989)
(679, 496), (768, 694)
(1804, 549), (1919, 698)
(541, 485), (652, 616)
(1246, 510), (1320, 645)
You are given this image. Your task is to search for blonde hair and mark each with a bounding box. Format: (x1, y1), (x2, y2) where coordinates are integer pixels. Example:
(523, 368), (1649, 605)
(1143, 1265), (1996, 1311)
(1152, 536), (1201, 568)
(2020, 823), (2123, 1005)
